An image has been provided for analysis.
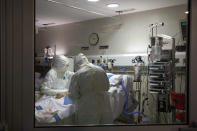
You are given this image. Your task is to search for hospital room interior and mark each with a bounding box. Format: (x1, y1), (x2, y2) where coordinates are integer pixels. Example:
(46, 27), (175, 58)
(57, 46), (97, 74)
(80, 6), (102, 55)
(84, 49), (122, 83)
(34, 0), (188, 126)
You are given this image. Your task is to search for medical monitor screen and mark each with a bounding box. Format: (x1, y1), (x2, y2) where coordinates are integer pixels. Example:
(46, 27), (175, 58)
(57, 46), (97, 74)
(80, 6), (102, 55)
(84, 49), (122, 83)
(181, 21), (187, 41)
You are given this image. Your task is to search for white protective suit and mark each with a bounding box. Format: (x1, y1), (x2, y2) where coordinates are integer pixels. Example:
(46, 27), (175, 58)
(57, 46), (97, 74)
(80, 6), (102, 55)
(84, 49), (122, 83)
(69, 53), (113, 125)
(41, 55), (74, 95)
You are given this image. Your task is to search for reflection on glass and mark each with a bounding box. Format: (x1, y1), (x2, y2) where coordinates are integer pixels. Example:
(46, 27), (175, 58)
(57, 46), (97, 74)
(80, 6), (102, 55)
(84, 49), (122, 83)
(35, 0), (188, 126)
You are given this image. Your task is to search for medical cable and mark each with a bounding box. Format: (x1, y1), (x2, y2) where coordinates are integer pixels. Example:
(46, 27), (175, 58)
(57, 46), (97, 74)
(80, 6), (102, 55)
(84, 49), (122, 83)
(120, 82), (143, 115)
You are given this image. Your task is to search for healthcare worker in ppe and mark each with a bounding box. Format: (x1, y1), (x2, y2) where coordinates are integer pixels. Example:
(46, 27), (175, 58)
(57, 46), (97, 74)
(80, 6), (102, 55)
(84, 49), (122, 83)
(68, 53), (113, 125)
(41, 55), (74, 97)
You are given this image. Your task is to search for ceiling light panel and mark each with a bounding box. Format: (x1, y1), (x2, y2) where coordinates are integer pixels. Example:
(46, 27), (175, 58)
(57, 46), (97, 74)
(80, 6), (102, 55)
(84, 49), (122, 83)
(87, 0), (99, 2)
(107, 3), (119, 8)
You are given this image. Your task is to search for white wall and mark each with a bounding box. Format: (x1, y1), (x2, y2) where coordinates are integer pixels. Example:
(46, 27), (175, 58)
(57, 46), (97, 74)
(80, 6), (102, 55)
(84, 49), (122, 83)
(36, 5), (187, 56)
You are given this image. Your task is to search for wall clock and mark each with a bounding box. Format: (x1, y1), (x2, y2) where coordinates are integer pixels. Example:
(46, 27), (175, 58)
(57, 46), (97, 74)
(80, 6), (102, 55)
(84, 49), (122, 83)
(88, 33), (99, 46)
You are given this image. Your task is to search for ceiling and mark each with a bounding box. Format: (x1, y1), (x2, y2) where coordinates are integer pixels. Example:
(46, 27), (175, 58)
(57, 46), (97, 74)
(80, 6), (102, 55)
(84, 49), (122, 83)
(36, 0), (187, 27)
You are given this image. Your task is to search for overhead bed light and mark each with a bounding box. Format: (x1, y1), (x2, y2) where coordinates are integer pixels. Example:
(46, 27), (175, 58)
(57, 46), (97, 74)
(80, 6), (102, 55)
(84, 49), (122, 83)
(115, 8), (136, 14)
(88, 0), (99, 2)
(107, 3), (119, 8)
(42, 23), (55, 26)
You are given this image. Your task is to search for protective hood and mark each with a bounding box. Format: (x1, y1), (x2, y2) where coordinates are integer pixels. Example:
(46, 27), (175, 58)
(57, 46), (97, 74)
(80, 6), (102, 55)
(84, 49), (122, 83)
(53, 55), (69, 72)
(75, 53), (90, 71)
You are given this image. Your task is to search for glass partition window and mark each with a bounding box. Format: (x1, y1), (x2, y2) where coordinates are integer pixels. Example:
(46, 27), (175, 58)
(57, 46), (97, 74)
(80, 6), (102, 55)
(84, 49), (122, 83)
(35, 0), (189, 126)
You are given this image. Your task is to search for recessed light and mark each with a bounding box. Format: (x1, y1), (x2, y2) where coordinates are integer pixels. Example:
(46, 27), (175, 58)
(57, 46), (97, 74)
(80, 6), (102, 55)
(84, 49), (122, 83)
(107, 3), (119, 8)
(88, 0), (99, 2)
(185, 11), (189, 14)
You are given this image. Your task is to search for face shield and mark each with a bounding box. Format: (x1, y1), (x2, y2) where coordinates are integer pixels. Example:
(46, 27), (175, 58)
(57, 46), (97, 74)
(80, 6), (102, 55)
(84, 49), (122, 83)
(53, 55), (69, 73)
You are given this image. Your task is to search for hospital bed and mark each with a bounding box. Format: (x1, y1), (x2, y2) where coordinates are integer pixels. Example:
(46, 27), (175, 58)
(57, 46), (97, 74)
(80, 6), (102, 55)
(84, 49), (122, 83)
(35, 73), (138, 125)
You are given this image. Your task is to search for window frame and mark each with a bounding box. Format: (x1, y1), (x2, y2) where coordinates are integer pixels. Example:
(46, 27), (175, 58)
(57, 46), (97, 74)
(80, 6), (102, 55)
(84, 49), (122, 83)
(30, 0), (192, 130)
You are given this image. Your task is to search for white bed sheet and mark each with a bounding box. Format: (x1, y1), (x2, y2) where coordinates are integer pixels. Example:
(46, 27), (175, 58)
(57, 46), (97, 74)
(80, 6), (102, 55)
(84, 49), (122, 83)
(35, 95), (75, 124)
